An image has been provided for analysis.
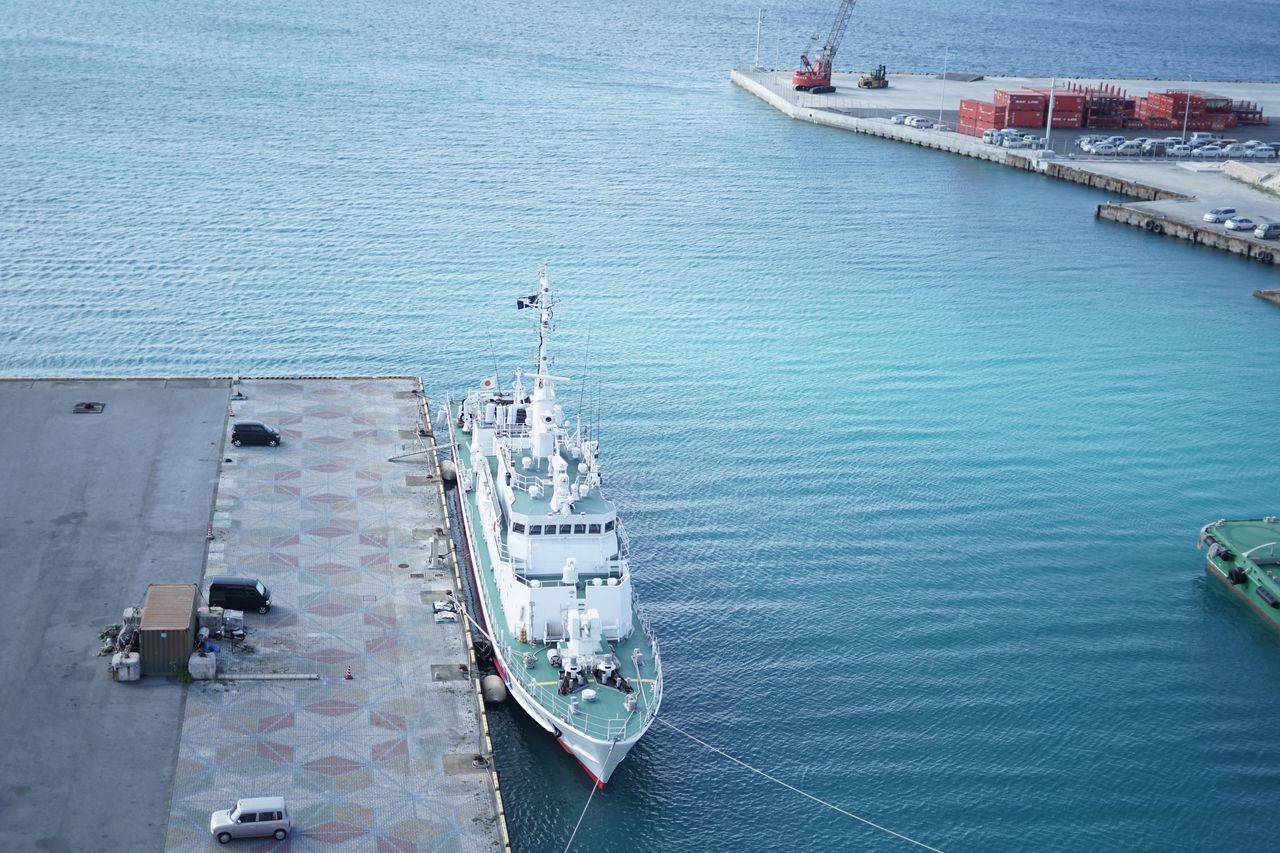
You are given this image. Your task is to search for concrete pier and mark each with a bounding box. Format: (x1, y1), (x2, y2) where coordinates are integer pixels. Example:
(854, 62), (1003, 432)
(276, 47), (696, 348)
(1097, 203), (1278, 264)
(165, 376), (506, 851)
(732, 67), (1280, 270)
(0, 377), (506, 852)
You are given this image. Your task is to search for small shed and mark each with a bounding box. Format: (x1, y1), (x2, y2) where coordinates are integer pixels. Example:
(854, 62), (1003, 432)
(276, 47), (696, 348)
(139, 584), (198, 677)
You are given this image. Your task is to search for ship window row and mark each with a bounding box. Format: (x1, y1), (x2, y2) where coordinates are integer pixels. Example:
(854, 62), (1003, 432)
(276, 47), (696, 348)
(511, 520), (614, 535)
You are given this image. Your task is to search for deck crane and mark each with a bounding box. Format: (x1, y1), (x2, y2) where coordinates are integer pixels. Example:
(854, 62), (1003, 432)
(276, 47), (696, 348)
(792, 0), (858, 94)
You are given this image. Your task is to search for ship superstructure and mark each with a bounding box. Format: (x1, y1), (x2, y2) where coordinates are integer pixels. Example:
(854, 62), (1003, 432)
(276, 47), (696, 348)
(448, 267), (662, 785)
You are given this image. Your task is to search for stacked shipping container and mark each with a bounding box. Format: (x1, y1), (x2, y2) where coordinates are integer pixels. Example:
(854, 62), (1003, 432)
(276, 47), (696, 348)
(958, 98), (1007, 137)
(995, 89), (1047, 128)
(1033, 88), (1085, 128)
(956, 83), (1266, 136)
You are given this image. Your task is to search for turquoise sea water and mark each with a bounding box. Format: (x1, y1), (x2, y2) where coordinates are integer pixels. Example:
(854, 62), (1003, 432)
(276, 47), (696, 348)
(5, 1), (1280, 850)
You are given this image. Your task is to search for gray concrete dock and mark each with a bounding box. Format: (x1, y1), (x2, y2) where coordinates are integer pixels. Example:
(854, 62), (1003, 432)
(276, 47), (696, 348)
(0, 378), (228, 853)
(0, 377), (504, 852)
(732, 67), (1280, 269)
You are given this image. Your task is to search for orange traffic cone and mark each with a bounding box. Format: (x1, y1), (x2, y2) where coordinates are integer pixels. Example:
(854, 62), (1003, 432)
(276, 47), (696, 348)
(344, 666), (353, 680)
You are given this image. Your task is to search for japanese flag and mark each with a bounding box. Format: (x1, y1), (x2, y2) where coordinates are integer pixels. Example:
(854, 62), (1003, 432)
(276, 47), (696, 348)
(480, 377), (496, 390)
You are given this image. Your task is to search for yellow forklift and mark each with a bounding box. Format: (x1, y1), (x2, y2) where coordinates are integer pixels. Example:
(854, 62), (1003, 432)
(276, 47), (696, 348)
(858, 64), (888, 89)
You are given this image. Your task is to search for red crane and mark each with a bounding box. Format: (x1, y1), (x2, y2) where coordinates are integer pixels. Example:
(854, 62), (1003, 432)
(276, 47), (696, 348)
(792, 0), (859, 94)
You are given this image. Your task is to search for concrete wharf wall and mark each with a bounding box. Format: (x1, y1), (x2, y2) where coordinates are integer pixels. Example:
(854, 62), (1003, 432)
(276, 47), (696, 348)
(1096, 203), (1279, 265)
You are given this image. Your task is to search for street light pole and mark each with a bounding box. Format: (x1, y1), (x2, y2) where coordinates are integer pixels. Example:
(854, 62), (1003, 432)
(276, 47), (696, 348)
(754, 8), (764, 68)
(938, 47), (949, 124)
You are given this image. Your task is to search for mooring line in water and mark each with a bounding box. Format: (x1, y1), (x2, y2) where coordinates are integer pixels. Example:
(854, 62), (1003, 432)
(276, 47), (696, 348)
(653, 716), (945, 852)
(562, 738), (619, 853)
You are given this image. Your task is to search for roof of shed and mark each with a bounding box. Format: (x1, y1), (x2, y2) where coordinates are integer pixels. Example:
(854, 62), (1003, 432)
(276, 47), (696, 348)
(140, 584), (197, 631)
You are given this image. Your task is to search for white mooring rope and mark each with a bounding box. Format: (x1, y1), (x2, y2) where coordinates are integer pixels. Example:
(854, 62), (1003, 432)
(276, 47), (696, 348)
(562, 737), (619, 853)
(653, 716), (945, 852)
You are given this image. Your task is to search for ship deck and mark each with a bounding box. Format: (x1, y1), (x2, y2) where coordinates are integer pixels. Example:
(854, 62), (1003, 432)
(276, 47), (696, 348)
(503, 447), (612, 516)
(452, 420), (660, 746)
(1203, 517), (1280, 629)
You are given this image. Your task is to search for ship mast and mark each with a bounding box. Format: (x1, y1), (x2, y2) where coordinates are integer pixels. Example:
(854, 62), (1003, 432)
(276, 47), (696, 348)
(528, 265), (568, 462)
(536, 265), (552, 378)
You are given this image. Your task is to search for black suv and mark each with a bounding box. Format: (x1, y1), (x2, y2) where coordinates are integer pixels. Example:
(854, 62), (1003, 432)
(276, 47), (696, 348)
(231, 421), (281, 447)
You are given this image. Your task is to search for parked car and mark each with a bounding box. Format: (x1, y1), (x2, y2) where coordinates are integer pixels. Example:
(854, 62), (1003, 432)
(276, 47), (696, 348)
(1203, 207), (1237, 223)
(1224, 217), (1257, 231)
(209, 576), (273, 614)
(1190, 131), (1222, 144)
(1251, 145), (1277, 159)
(1255, 222), (1280, 240)
(1166, 144), (1192, 157)
(905, 115), (933, 128)
(1089, 143), (1118, 156)
(982, 129), (1001, 144)
(210, 797), (291, 844)
(1001, 135), (1028, 149)
(1141, 141), (1168, 155)
(1221, 143), (1251, 158)
(231, 421), (281, 447)
(1193, 145), (1225, 158)
(1117, 141), (1145, 156)
(1021, 134), (1044, 148)
(892, 114), (908, 125)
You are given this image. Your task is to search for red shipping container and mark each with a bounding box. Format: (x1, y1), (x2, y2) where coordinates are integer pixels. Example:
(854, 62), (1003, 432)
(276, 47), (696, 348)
(1049, 114), (1083, 128)
(1030, 89), (1086, 111)
(1005, 110), (1045, 128)
(994, 89), (1047, 110)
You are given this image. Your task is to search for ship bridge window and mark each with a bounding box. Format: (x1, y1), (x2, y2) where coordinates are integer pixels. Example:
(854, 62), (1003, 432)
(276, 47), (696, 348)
(528, 525), (542, 535)
(559, 524), (572, 535)
(512, 522), (526, 534)
(588, 523), (601, 534)
(573, 524), (586, 534)
(605, 520), (615, 532)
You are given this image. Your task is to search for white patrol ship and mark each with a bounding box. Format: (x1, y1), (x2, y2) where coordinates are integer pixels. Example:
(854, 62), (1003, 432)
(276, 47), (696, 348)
(448, 267), (662, 786)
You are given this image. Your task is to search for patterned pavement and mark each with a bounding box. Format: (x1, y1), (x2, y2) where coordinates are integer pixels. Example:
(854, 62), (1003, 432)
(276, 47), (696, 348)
(164, 378), (501, 852)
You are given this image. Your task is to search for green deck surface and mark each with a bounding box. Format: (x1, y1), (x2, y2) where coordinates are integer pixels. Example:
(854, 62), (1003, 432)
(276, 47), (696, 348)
(1203, 517), (1280, 630)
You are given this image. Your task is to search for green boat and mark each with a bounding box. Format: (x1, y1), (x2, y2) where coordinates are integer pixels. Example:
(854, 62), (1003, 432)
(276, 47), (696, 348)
(1200, 516), (1280, 628)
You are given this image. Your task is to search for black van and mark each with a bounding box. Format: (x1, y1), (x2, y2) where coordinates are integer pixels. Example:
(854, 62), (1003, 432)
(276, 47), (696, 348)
(231, 421), (281, 447)
(208, 577), (273, 614)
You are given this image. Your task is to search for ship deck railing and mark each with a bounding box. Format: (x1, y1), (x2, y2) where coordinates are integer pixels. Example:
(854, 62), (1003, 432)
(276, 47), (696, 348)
(499, 607), (663, 742)
(514, 559), (629, 588)
(495, 439), (605, 506)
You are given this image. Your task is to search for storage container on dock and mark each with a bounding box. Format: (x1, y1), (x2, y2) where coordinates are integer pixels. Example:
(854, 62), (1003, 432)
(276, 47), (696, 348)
(1049, 113), (1083, 128)
(1005, 109), (1045, 128)
(139, 584), (198, 677)
(995, 89), (1047, 110)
